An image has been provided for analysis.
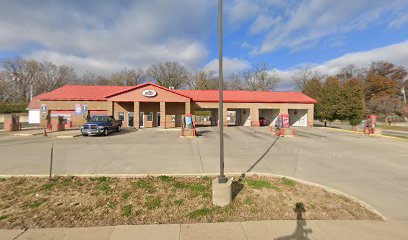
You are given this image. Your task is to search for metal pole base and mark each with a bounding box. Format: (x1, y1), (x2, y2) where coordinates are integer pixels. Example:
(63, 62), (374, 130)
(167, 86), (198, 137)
(212, 178), (232, 207)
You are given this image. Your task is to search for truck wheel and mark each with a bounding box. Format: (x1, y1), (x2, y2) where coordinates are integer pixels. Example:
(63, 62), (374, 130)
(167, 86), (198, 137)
(116, 125), (121, 132)
(103, 129), (109, 136)
(82, 133), (88, 136)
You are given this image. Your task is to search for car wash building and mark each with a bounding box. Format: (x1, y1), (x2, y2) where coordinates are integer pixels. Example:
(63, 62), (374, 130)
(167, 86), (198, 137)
(34, 82), (316, 129)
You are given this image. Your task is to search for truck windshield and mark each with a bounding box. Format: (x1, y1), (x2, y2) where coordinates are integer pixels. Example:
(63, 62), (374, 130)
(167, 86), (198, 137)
(89, 116), (109, 122)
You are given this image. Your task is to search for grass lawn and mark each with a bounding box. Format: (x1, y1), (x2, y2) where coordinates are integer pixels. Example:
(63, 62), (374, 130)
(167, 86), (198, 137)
(0, 176), (381, 229)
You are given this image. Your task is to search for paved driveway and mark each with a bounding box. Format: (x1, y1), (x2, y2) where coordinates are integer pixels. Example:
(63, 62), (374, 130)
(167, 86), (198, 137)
(0, 126), (407, 220)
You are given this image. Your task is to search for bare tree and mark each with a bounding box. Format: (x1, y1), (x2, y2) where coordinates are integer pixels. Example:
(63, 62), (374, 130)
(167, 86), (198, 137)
(0, 71), (10, 101)
(146, 62), (189, 89)
(109, 68), (145, 86)
(230, 63), (279, 91)
(187, 70), (217, 90)
(2, 59), (40, 102)
(294, 65), (326, 91)
(78, 71), (107, 85)
(368, 61), (407, 82)
(336, 64), (364, 82)
(34, 62), (76, 95)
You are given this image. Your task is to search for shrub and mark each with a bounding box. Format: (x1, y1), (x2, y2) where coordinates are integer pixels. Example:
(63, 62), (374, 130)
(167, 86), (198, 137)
(0, 102), (28, 113)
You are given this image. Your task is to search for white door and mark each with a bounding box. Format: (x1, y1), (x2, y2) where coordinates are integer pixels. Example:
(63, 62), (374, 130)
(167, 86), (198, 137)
(28, 110), (40, 124)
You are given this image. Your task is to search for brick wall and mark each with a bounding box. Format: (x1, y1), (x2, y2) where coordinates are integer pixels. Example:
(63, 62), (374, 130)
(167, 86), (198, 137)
(39, 100), (108, 127)
(39, 99), (315, 128)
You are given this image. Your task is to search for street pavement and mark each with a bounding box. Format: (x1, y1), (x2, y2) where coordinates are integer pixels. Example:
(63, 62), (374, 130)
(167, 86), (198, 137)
(0, 126), (407, 222)
(2, 220), (408, 240)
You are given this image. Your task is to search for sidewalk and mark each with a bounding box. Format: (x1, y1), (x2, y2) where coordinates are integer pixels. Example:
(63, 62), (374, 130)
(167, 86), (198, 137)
(2, 220), (407, 240)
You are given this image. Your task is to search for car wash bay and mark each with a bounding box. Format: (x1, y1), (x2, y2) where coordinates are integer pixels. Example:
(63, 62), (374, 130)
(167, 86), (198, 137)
(192, 102), (312, 127)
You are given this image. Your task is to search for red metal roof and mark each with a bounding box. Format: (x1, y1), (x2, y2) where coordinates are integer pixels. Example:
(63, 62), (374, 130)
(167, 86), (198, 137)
(37, 83), (316, 104)
(38, 85), (135, 101)
(174, 90), (317, 103)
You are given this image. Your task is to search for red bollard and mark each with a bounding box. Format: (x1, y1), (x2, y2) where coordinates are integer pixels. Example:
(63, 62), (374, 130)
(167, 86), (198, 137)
(292, 128), (296, 136)
(43, 128), (48, 137)
(280, 128), (284, 136)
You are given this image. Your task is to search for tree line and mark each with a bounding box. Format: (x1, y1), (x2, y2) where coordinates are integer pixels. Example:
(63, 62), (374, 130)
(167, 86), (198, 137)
(0, 59), (279, 104)
(299, 61), (407, 125)
(0, 58), (406, 122)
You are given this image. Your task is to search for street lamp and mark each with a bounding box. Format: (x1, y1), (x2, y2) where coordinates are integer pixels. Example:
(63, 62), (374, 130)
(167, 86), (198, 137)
(212, 0), (232, 207)
(218, 0), (227, 184)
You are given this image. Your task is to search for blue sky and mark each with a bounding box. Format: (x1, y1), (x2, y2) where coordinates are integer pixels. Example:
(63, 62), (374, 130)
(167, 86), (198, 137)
(0, 0), (408, 89)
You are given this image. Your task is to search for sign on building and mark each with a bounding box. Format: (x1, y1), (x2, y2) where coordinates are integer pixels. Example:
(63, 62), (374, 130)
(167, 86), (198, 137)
(142, 89), (157, 97)
(82, 104), (88, 114)
(40, 104), (48, 113)
(75, 104), (82, 114)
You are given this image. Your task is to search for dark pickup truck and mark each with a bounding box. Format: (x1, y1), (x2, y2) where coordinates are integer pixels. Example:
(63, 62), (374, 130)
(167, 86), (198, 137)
(81, 115), (122, 136)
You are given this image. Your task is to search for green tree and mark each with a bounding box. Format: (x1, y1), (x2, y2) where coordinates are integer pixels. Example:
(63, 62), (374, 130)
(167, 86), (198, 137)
(303, 78), (323, 120)
(319, 77), (341, 123)
(339, 78), (365, 126)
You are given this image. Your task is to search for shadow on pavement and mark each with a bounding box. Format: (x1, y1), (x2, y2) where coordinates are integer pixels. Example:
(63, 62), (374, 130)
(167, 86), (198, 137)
(275, 202), (313, 240)
(239, 136), (280, 179)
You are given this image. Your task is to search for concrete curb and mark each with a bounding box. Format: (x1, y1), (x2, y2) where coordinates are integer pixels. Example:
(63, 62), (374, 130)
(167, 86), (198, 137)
(56, 134), (81, 139)
(13, 132), (43, 136)
(324, 127), (408, 141)
(0, 171), (386, 221)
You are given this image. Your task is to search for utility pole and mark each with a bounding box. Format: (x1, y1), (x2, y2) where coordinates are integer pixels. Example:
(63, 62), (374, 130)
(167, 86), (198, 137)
(402, 86), (407, 104)
(212, 0), (232, 207)
(218, 0), (227, 184)
(30, 84), (33, 101)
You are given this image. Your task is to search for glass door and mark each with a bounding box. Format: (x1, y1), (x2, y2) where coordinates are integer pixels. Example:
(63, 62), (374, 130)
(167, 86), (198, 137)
(128, 112), (134, 127)
(139, 112), (144, 128)
(157, 112), (160, 127)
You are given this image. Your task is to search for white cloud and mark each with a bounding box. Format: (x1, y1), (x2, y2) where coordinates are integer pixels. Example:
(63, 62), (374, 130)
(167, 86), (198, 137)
(388, 14), (408, 29)
(318, 40), (408, 74)
(0, 0), (215, 74)
(275, 41), (408, 90)
(204, 57), (251, 77)
(26, 51), (132, 75)
(235, 0), (408, 55)
(249, 15), (281, 35)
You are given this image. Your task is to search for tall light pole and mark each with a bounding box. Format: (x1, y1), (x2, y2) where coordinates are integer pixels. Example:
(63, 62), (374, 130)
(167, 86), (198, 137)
(218, 0), (227, 184)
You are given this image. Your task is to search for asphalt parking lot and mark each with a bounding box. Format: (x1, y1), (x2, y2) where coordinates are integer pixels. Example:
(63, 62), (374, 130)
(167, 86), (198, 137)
(0, 126), (407, 220)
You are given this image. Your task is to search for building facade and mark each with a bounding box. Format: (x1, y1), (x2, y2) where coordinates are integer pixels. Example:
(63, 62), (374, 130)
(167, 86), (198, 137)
(34, 82), (316, 128)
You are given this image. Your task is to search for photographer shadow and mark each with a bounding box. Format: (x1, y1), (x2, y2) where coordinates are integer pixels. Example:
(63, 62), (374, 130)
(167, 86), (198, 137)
(274, 202), (313, 240)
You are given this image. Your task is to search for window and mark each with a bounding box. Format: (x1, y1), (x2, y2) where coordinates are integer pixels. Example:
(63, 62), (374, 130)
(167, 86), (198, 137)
(147, 112), (153, 122)
(118, 112), (125, 121)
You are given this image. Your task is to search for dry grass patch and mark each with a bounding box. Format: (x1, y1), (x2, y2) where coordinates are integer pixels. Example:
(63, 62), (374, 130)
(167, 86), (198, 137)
(0, 176), (382, 229)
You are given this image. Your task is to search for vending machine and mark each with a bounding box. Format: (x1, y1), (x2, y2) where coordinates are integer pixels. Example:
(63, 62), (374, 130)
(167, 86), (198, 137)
(275, 113), (291, 136)
(277, 114), (290, 129)
(182, 113), (196, 137)
(367, 115), (377, 134)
